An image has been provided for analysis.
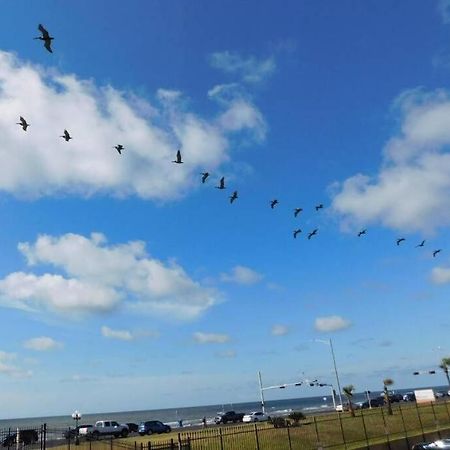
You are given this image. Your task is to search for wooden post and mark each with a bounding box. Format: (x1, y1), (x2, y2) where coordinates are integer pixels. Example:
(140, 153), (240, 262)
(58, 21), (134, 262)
(337, 412), (346, 448)
(415, 401), (426, 441)
(148, 440), (151, 450)
(218, 428), (224, 450)
(110, 437), (113, 450)
(430, 401), (441, 439)
(286, 426), (292, 450)
(360, 408), (370, 450)
(313, 416), (320, 448)
(254, 423), (260, 450)
(170, 438), (174, 450)
(380, 406), (392, 450)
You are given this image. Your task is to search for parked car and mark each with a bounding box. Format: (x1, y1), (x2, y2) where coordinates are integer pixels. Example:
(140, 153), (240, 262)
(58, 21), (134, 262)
(2, 430), (39, 446)
(125, 423), (139, 433)
(80, 421), (128, 439)
(138, 421), (171, 435)
(403, 392), (416, 402)
(360, 397), (385, 408)
(214, 411), (245, 424)
(242, 412), (269, 423)
(435, 391), (447, 398)
(412, 439), (450, 449)
(64, 425), (92, 439)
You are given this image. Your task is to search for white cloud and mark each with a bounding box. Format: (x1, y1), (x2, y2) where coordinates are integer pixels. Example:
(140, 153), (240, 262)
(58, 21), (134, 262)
(216, 350), (236, 358)
(0, 351), (32, 378)
(271, 324), (289, 336)
(210, 51), (276, 83)
(431, 266), (450, 284)
(23, 337), (63, 351)
(101, 326), (133, 341)
(220, 265), (263, 285)
(0, 51), (265, 200)
(314, 316), (352, 333)
(437, 0), (450, 24)
(332, 88), (450, 233)
(0, 233), (219, 320)
(193, 332), (230, 344)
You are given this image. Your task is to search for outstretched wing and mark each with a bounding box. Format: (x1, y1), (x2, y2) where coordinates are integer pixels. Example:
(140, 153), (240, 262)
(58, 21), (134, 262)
(19, 116), (25, 124)
(38, 24), (50, 39)
(44, 40), (53, 53)
(177, 150), (182, 162)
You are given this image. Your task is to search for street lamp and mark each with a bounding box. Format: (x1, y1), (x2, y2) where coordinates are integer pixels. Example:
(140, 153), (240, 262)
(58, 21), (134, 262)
(71, 410), (81, 446)
(313, 383), (337, 410)
(314, 339), (344, 409)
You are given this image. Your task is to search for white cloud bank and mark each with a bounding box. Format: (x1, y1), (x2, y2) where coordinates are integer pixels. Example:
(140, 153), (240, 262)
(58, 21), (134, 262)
(0, 51), (265, 200)
(0, 351), (31, 378)
(193, 332), (230, 344)
(23, 337), (63, 351)
(0, 233), (219, 320)
(431, 266), (450, 284)
(210, 51), (276, 83)
(220, 265), (263, 285)
(332, 88), (450, 234)
(314, 315), (352, 332)
(271, 324), (289, 336)
(101, 326), (133, 341)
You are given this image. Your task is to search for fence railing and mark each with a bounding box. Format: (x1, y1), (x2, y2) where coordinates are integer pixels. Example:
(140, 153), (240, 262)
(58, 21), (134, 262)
(2, 400), (450, 450)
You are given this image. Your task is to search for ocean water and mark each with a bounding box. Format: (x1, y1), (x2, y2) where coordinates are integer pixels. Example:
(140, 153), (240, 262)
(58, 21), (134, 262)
(0, 386), (448, 431)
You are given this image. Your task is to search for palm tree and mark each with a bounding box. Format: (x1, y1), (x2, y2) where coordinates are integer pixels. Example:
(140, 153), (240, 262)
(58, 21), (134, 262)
(383, 378), (394, 415)
(342, 385), (356, 417)
(439, 357), (450, 388)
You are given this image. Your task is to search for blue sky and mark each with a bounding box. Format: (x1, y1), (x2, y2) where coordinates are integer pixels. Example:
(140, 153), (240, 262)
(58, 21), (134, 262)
(0, 0), (449, 418)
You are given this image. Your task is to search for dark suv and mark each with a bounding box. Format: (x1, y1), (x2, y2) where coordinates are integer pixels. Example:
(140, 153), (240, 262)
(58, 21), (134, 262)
(138, 421), (171, 435)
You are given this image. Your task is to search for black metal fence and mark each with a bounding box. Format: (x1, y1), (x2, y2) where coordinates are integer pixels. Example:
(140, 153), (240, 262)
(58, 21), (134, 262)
(2, 401), (450, 450)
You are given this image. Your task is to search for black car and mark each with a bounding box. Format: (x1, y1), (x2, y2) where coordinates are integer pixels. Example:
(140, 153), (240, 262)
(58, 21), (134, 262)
(361, 397), (385, 408)
(2, 430), (39, 447)
(126, 423), (139, 433)
(138, 421), (171, 435)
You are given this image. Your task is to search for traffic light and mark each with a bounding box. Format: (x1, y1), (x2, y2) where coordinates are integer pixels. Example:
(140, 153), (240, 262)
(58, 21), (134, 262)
(413, 372), (420, 375)
(429, 370), (436, 374)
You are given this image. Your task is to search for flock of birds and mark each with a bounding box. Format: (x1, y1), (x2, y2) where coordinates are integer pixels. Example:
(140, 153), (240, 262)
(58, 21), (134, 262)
(29, 24), (443, 258)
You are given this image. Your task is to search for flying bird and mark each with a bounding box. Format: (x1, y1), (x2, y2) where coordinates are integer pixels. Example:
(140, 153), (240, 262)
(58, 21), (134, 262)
(433, 249), (442, 258)
(16, 116), (30, 131)
(416, 240), (426, 248)
(294, 208), (303, 217)
(270, 199), (279, 209)
(358, 229), (367, 237)
(172, 149), (183, 164)
(308, 229), (318, 240)
(229, 191), (238, 204)
(293, 229), (302, 239)
(201, 172), (210, 184)
(315, 204), (324, 211)
(216, 177), (226, 190)
(114, 144), (124, 155)
(34, 24), (54, 53)
(396, 238), (405, 246)
(60, 129), (72, 142)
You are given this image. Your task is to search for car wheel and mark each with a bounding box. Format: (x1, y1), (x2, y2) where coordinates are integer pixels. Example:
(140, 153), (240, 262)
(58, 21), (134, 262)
(254, 418), (258, 422)
(165, 428), (170, 433)
(121, 430), (128, 438)
(93, 431), (100, 440)
(147, 430), (153, 436)
(139, 433), (145, 436)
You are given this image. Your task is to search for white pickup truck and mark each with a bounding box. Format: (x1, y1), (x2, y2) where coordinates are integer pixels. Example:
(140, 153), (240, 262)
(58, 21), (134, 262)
(79, 421), (129, 439)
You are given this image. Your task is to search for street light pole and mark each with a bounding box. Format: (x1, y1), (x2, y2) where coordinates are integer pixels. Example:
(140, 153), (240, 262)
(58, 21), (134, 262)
(72, 410), (81, 446)
(329, 338), (344, 408)
(258, 371), (266, 414)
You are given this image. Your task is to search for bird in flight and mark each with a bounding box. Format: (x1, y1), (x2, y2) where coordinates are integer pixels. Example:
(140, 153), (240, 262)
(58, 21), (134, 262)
(358, 229), (367, 237)
(114, 145), (124, 155)
(293, 229), (302, 239)
(416, 240), (426, 248)
(216, 177), (225, 190)
(315, 204), (324, 211)
(60, 129), (72, 142)
(34, 24), (54, 53)
(172, 149), (183, 164)
(201, 172), (209, 184)
(270, 199), (279, 209)
(294, 208), (303, 217)
(229, 191), (238, 204)
(16, 116), (30, 131)
(308, 229), (318, 240)
(396, 238), (405, 246)
(433, 249), (442, 258)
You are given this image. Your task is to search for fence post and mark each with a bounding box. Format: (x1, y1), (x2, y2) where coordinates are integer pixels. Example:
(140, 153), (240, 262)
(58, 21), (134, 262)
(337, 412), (346, 448)
(254, 423), (260, 450)
(148, 440), (151, 450)
(140, 443), (143, 450)
(110, 436), (113, 450)
(68, 427), (70, 450)
(178, 433), (182, 450)
(380, 407), (392, 450)
(415, 402), (426, 441)
(398, 403), (410, 449)
(170, 438), (174, 450)
(313, 416), (320, 448)
(218, 428), (224, 450)
(43, 424), (47, 450)
(7, 427), (11, 450)
(360, 408), (370, 449)
(134, 442), (137, 450)
(286, 426), (292, 450)
(89, 439), (92, 450)
(430, 401), (441, 439)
